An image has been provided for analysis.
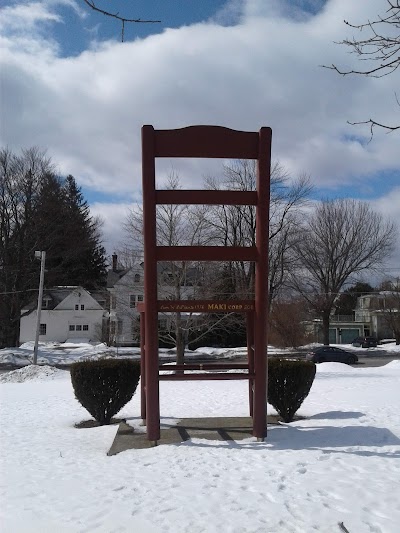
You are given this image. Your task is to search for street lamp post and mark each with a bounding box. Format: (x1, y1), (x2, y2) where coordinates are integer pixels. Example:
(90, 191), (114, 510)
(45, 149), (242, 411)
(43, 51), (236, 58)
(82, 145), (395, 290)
(33, 251), (46, 365)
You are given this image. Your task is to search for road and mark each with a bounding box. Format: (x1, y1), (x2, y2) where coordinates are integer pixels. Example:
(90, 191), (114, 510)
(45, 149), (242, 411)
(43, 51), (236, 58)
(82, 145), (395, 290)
(350, 355), (400, 367)
(266, 352), (399, 368)
(0, 351), (399, 374)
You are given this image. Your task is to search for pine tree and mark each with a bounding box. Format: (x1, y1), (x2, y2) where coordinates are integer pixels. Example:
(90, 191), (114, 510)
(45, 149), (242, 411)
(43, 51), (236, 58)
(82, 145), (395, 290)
(32, 173), (107, 289)
(63, 175), (107, 290)
(334, 282), (375, 317)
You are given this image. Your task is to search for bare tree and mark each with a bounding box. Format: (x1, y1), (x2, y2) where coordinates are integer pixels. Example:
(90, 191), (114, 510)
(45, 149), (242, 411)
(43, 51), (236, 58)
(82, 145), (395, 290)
(81, 1), (160, 42)
(268, 299), (311, 348)
(205, 160), (312, 308)
(121, 173), (225, 364)
(324, 0), (400, 135)
(292, 199), (396, 345)
(0, 148), (54, 347)
(120, 165), (311, 357)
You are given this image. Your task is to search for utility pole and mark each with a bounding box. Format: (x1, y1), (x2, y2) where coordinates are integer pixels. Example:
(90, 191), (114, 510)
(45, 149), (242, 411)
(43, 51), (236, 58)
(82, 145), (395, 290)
(33, 251), (46, 365)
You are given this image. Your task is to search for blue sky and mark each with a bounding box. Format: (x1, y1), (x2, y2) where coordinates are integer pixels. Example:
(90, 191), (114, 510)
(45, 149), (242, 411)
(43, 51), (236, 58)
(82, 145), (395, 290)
(50, 1), (233, 56)
(1, 0), (399, 273)
(41, 0), (330, 57)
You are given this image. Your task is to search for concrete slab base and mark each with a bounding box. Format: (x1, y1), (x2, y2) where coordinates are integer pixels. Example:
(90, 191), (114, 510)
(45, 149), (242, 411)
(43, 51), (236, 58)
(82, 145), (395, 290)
(107, 416), (280, 455)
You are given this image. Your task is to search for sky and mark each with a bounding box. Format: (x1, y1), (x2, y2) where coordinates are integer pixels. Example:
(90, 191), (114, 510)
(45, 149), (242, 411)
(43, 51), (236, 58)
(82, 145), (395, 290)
(1, 0), (399, 277)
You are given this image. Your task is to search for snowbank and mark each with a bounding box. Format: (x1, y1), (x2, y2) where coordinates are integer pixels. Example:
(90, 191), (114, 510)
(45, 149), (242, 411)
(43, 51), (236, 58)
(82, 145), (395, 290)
(0, 364), (68, 383)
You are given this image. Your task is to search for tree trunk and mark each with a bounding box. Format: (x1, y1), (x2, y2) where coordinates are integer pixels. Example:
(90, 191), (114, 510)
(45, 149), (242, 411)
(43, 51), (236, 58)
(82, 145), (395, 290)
(322, 312), (330, 345)
(175, 312), (185, 370)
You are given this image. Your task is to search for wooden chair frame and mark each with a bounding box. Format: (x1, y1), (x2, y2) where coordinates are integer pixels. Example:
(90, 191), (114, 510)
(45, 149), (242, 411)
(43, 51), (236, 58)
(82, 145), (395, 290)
(140, 125), (272, 443)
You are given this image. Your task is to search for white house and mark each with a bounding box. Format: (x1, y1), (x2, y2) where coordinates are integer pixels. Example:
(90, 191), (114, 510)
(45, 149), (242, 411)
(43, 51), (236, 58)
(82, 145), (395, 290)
(355, 291), (399, 340)
(309, 290), (399, 344)
(19, 286), (107, 344)
(106, 259), (144, 345)
(106, 255), (199, 346)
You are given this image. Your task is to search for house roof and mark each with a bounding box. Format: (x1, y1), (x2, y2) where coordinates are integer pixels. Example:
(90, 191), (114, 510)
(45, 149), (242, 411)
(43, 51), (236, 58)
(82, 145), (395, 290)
(106, 262), (202, 289)
(21, 286), (108, 313)
(106, 268), (131, 288)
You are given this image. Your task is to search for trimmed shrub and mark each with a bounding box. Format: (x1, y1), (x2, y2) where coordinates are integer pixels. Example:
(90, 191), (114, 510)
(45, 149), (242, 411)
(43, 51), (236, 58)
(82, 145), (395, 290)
(70, 359), (140, 425)
(268, 358), (316, 423)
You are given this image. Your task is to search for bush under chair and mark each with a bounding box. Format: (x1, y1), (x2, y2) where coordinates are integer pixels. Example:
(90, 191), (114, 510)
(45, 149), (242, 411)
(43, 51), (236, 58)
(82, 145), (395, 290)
(70, 359), (140, 425)
(70, 357), (315, 427)
(267, 358), (316, 423)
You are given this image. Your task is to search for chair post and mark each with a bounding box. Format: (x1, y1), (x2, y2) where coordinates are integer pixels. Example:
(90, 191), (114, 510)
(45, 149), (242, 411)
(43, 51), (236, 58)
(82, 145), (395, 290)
(252, 127), (272, 440)
(142, 125), (160, 443)
(246, 311), (255, 417)
(140, 311), (146, 422)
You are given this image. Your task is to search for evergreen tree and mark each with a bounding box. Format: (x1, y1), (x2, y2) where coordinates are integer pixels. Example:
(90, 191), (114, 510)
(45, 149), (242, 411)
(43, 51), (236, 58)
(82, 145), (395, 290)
(63, 175), (107, 290)
(33, 174), (107, 289)
(334, 282), (375, 316)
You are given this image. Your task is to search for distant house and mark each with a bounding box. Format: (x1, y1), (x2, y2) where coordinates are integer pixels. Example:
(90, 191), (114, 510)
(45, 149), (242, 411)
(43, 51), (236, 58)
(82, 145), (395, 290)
(329, 316), (367, 345)
(354, 291), (399, 340)
(19, 286), (107, 344)
(106, 254), (199, 346)
(308, 316), (366, 345)
(106, 257), (143, 345)
(309, 290), (399, 344)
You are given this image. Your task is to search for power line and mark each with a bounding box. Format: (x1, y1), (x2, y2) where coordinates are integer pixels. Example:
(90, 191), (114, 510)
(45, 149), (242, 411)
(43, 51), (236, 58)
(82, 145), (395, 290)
(0, 288), (39, 295)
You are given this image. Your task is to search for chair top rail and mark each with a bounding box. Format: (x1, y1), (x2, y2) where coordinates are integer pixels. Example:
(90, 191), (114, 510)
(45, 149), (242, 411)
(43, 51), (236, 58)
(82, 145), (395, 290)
(146, 125), (267, 159)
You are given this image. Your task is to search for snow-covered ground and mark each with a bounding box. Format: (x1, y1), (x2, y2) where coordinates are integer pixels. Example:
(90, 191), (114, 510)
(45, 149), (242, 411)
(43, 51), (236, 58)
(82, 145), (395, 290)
(1, 339), (399, 367)
(1, 348), (400, 532)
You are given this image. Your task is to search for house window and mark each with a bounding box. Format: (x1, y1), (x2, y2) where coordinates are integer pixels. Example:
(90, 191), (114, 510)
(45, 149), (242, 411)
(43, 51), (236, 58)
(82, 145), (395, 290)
(39, 324), (47, 335)
(75, 304), (79, 310)
(69, 325), (75, 331)
(137, 295), (144, 303)
(134, 273), (140, 283)
(110, 295), (116, 310)
(129, 295), (136, 308)
(110, 322), (116, 335)
(83, 325), (89, 331)
(76, 325), (82, 331)
(80, 304), (85, 310)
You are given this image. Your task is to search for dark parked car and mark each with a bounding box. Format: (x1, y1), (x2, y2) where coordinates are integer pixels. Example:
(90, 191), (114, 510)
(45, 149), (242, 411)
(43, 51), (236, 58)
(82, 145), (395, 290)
(352, 336), (378, 348)
(306, 346), (358, 364)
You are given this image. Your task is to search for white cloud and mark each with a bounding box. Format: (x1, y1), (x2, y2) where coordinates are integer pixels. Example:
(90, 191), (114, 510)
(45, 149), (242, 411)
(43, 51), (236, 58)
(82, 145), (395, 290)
(0, 1), (84, 54)
(1, 0), (399, 260)
(90, 201), (132, 255)
(0, 1), (60, 30)
(370, 187), (400, 279)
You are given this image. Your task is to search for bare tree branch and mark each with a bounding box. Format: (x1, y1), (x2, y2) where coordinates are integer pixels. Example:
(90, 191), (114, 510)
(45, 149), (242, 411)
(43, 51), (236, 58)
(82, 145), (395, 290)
(81, 0), (160, 42)
(347, 116), (400, 141)
(322, 0), (400, 134)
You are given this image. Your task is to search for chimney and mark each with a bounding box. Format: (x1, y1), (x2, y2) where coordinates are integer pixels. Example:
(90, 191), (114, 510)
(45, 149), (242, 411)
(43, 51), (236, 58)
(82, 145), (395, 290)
(112, 254), (118, 272)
